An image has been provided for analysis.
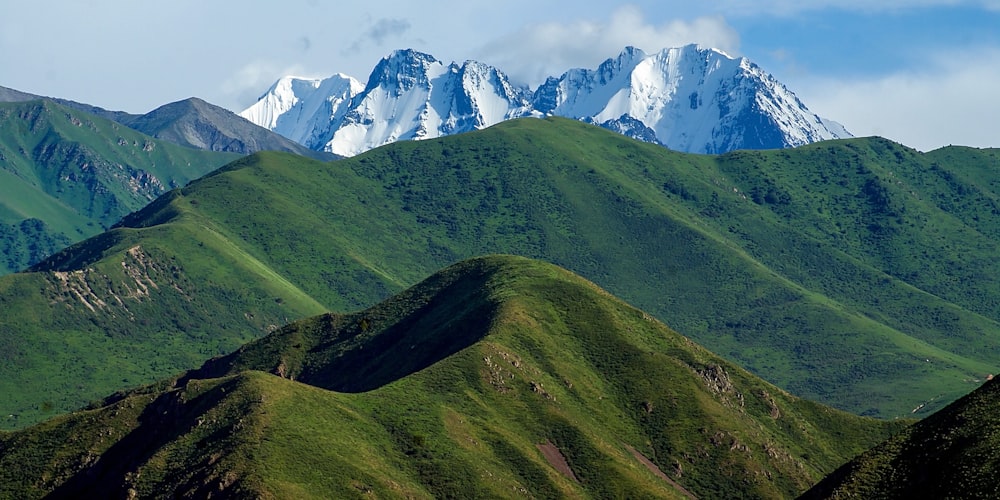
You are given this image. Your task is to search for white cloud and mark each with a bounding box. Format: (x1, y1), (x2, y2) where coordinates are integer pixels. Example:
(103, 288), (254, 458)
(796, 47), (1000, 151)
(475, 5), (740, 86)
(710, 0), (1000, 16)
(344, 17), (412, 55)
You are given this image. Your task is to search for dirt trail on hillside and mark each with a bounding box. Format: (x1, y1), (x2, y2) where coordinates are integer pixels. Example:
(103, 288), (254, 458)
(537, 440), (578, 482)
(624, 444), (697, 499)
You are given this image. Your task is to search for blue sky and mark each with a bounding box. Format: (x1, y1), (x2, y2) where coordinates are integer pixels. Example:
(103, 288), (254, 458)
(1, 1), (997, 151)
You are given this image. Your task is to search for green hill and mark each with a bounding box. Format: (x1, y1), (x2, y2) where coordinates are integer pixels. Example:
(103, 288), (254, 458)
(3, 117), (1000, 428)
(802, 375), (1000, 499)
(0, 100), (239, 273)
(0, 256), (906, 499)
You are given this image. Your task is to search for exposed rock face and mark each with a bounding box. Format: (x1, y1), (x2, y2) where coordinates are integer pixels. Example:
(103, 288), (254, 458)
(127, 98), (336, 160)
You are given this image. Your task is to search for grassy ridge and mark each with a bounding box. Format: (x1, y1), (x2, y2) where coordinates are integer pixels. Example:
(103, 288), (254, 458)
(0, 100), (239, 273)
(2, 117), (999, 428)
(0, 256), (906, 499)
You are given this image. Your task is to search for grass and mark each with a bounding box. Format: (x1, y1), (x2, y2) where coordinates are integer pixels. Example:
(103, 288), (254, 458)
(0, 256), (908, 499)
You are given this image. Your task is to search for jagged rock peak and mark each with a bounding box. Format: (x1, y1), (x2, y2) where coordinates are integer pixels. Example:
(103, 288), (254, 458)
(364, 49), (444, 94)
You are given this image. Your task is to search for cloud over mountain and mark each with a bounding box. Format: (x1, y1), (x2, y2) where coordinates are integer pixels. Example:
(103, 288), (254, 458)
(477, 6), (741, 87)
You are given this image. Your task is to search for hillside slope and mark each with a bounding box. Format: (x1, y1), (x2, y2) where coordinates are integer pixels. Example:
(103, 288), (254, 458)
(0, 100), (239, 273)
(0, 84), (137, 124)
(802, 375), (1000, 499)
(0, 256), (906, 499)
(2, 117), (999, 428)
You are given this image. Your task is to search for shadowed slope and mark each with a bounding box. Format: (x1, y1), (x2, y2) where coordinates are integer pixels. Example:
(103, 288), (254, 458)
(191, 255), (506, 392)
(127, 97), (337, 160)
(802, 376), (1000, 499)
(0, 371), (430, 499)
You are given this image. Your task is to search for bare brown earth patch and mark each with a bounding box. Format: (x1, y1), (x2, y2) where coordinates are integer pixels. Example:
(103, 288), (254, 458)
(536, 440), (578, 482)
(624, 444), (697, 499)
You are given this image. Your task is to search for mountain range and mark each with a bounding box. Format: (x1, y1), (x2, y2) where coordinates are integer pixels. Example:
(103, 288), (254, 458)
(240, 44), (849, 156)
(0, 85), (333, 160)
(0, 255), (906, 498)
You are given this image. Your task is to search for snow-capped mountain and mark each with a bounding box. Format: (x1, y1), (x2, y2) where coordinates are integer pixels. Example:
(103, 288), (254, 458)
(325, 50), (534, 157)
(241, 45), (850, 156)
(534, 45), (848, 153)
(240, 74), (364, 152)
(241, 50), (534, 157)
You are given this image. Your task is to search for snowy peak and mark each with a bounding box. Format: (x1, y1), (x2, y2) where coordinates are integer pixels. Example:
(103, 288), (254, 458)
(533, 46), (648, 117)
(242, 46), (850, 156)
(290, 51), (533, 157)
(594, 45), (648, 87)
(364, 49), (444, 95)
(539, 44), (848, 154)
(452, 60), (532, 127)
(238, 74), (363, 149)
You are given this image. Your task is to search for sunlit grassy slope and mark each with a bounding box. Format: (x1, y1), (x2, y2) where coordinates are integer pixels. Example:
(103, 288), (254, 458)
(2, 116), (999, 428)
(0, 100), (239, 273)
(0, 256), (907, 499)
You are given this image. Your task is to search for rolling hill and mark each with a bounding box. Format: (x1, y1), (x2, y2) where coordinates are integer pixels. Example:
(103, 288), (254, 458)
(0, 99), (240, 273)
(2, 117), (999, 429)
(0, 256), (907, 499)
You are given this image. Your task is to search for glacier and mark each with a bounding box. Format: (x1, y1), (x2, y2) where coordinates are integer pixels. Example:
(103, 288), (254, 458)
(240, 44), (850, 157)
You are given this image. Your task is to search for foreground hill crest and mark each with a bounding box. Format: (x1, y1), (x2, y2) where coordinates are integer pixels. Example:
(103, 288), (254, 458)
(240, 44), (849, 156)
(0, 255), (903, 499)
